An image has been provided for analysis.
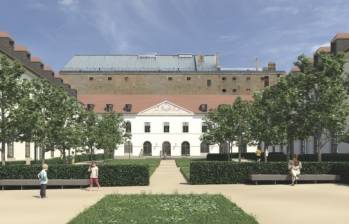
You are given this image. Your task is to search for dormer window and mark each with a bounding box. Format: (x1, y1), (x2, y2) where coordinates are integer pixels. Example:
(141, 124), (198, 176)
(89, 77), (94, 81)
(108, 77), (112, 81)
(124, 104), (132, 112)
(105, 104), (113, 112)
(199, 104), (208, 112)
(87, 104), (95, 111)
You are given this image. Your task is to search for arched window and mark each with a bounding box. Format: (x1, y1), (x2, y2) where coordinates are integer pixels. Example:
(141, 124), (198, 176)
(125, 121), (131, 133)
(181, 141), (190, 156)
(124, 141), (133, 154)
(143, 141), (152, 156)
(219, 142), (229, 154)
(200, 142), (209, 153)
(162, 141), (171, 156)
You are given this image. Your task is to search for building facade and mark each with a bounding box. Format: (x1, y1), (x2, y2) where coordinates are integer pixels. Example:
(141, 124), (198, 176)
(60, 54), (284, 157)
(0, 32), (76, 161)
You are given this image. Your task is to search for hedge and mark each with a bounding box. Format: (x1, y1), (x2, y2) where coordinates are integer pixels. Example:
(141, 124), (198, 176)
(207, 153), (349, 162)
(0, 164), (149, 186)
(2, 154), (111, 166)
(190, 161), (349, 185)
(206, 152), (287, 161)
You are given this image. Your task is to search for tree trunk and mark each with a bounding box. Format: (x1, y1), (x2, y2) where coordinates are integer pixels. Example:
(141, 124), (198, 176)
(41, 148), (45, 165)
(62, 148), (67, 165)
(1, 141), (5, 166)
(314, 134), (322, 162)
(89, 146), (94, 161)
(238, 139), (242, 163)
(264, 144), (268, 163)
(227, 141), (231, 161)
(34, 143), (37, 162)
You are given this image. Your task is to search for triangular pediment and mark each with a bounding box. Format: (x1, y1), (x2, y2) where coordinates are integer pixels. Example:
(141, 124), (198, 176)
(138, 100), (194, 116)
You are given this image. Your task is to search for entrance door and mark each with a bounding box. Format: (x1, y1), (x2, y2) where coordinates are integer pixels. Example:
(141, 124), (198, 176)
(162, 141), (171, 156)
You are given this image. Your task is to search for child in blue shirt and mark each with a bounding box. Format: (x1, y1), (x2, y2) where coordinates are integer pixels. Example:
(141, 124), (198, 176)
(37, 164), (48, 198)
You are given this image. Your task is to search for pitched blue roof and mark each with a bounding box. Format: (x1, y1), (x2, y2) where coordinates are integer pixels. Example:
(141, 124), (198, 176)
(61, 54), (219, 72)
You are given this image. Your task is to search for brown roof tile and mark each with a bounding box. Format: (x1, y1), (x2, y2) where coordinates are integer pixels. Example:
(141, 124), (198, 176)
(316, 46), (330, 53)
(332, 33), (349, 42)
(31, 56), (42, 63)
(290, 66), (301, 72)
(14, 44), (28, 52)
(0, 32), (11, 38)
(78, 94), (253, 114)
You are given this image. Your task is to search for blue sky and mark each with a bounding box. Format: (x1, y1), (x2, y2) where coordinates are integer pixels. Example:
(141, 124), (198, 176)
(1, 0), (349, 72)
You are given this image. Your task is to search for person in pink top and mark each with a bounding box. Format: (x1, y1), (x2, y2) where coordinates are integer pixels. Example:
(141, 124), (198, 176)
(88, 161), (101, 190)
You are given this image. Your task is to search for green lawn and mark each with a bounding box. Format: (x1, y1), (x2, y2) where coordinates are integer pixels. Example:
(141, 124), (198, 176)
(69, 194), (258, 224)
(105, 159), (160, 175)
(175, 158), (200, 181)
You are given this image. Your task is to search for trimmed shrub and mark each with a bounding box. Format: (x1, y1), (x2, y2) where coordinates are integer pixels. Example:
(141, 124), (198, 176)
(207, 153), (349, 162)
(74, 154), (112, 163)
(190, 161), (349, 184)
(206, 152), (287, 161)
(0, 164), (149, 186)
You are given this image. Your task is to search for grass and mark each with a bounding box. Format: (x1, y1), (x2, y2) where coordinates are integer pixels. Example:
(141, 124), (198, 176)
(175, 158), (204, 181)
(105, 159), (160, 175)
(69, 194), (258, 224)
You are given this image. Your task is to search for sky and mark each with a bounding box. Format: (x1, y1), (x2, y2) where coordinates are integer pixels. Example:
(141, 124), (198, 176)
(1, 0), (349, 72)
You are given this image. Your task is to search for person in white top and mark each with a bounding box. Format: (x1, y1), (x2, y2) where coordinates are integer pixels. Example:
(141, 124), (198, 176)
(88, 161), (101, 190)
(288, 155), (302, 186)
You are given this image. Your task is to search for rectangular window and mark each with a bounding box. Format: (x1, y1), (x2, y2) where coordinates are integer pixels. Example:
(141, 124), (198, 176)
(7, 143), (14, 158)
(246, 77), (251, 81)
(144, 122), (151, 133)
(207, 80), (211, 87)
(126, 122), (132, 133)
(168, 77), (173, 81)
(264, 76), (269, 87)
(87, 104), (95, 111)
(163, 122), (170, 133)
(25, 142), (30, 158)
(124, 77), (129, 81)
(187, 77), (191, 81)
(222, 77), (226, 81)
(182, 122), (189, 133)
(105, 104), (113, 112)
(202, 123), (208, 133)
(89, 77), (94, 81)
(108, 77), (112, 81)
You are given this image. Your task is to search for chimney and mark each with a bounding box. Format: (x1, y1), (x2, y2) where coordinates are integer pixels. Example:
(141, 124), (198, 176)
(267, 62), (276, 72)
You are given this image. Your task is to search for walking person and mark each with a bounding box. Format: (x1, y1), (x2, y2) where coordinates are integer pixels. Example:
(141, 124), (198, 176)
(37, 164), (48, 198)
(289, 155), (302, 186)
(88, 161), (101, 190)
(256, 147), (262, 163)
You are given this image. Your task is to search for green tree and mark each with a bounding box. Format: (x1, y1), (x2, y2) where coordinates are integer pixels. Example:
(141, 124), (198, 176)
(82, 110), (99, 160)
(297, 53), (349, 161)
(96, 112), (130, 159)
(0, 56), (24, 165)
(202, 97), (253, 162)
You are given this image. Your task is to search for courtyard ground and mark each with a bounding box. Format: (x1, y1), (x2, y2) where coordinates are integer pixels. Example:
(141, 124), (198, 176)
(1, 160), (349, 224)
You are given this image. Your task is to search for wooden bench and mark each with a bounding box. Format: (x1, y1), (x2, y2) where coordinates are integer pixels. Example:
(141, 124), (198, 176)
(250, 174), (341, 185)
(0, 179), (89, 190)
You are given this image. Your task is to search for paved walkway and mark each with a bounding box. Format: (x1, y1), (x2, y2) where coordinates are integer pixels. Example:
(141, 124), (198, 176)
(1, 160), (349, 224)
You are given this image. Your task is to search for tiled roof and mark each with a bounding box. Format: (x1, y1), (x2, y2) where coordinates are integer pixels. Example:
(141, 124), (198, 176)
(0, 32), (11, 38)
(316, 46), (330, 53)
(78, 94), (253, 114)
(290, 66), (301, 72)
(61, 54), (219, 72)
(332, 33), (349, 42)
(14, 44), (28, 51)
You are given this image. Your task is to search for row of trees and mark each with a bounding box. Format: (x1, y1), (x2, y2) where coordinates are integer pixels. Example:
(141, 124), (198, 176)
(202, 53), (349, 161)
(0, 56), (130, 165)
